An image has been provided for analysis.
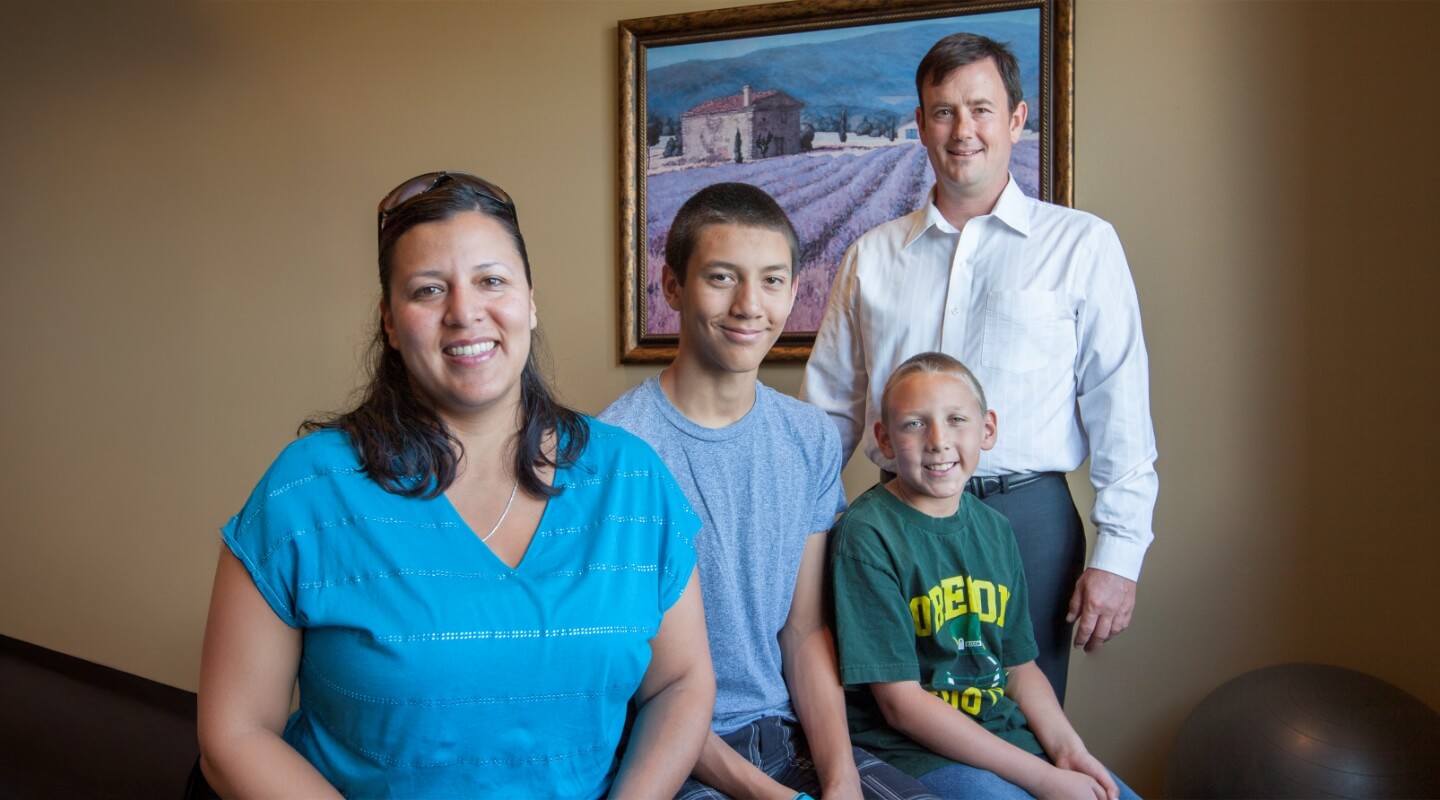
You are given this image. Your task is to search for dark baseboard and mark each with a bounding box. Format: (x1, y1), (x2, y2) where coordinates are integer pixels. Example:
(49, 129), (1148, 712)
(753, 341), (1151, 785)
(0, 633), (196, 719)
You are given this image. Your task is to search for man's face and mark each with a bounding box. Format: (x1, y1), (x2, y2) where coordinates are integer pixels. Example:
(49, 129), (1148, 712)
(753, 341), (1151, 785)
(664, 223), (796, 377)
(917, 57), (1027, 208)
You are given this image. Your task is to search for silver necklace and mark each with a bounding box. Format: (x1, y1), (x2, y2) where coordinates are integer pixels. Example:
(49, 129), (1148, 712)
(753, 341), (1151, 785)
(480, 480), (520, 543)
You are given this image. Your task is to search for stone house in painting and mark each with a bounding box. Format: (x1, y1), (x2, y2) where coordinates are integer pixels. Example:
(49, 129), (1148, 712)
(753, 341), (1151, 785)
(680, 85), (803, 163)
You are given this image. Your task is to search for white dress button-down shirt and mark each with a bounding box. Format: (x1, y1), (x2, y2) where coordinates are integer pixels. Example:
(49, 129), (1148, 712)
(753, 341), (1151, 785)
(801, 177), (1158, 580)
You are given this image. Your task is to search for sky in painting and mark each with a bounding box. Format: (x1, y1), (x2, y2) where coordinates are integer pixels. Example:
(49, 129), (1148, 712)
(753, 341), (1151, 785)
(644, 10), (1035, 69)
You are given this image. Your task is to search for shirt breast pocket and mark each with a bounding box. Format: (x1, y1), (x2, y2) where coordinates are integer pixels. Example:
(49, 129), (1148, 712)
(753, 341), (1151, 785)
(980, 291), (1076, 374)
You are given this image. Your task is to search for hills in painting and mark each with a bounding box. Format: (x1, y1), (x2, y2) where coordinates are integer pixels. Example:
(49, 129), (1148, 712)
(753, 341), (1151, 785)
(645, 16), (1042, 128)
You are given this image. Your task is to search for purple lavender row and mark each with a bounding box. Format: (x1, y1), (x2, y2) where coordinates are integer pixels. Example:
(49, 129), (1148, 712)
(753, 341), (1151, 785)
(782, 147), (933, 331)
(642, 144), (937, 336)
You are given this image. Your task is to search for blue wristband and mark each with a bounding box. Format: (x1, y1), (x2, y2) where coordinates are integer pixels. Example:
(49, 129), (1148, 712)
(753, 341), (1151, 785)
(792, 794), (815, 800)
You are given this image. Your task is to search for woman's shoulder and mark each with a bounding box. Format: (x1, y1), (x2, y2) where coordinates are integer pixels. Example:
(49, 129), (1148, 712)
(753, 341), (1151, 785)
(225, 429), (374, 552)
(240, 428), (366, 504)
(269, 428), (362, 473)
(561, 416), (683, 495)
(575, 415), (662, 464)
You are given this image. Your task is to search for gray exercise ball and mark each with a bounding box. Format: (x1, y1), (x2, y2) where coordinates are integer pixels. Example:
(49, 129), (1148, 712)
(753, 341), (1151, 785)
(1165, 663), (1440, 798)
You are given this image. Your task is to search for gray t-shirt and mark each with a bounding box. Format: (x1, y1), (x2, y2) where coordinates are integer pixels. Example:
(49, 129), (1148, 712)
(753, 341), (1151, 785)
(600, 376), (845, 733)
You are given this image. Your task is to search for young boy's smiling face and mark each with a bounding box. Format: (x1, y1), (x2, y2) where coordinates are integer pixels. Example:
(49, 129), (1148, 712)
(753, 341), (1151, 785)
(876, 370), (997, 517)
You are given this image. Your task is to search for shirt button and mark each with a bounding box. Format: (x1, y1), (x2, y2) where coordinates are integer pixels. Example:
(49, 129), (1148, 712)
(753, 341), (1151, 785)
(950, 308), (960, 316)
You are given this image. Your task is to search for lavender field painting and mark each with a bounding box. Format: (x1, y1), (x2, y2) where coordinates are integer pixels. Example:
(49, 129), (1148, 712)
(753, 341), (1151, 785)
(621, 0), (1068, 360)
(644, 138), (1041, 335)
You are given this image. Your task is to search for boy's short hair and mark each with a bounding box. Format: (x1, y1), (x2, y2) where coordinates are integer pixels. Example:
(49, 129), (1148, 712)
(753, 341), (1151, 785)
(880, 351), (989, 423)
(664, 182), (801, 284)
(915, 32), (1024, 114)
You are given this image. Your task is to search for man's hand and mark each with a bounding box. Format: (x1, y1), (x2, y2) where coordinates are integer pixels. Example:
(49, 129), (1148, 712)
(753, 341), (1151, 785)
(1065, 568), (1136, 652)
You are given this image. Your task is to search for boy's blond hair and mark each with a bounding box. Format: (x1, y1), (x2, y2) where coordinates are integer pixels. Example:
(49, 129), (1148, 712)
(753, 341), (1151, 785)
(880, 351), (989, 423)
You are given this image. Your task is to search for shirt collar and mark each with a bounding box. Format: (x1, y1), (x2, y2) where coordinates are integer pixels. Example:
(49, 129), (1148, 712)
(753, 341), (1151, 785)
(990, 175), (1031, 237)
(905, 175), (1031, 248)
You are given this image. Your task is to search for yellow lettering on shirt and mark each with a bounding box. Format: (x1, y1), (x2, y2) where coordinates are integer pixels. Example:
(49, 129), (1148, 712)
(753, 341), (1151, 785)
(909, 574), (1014, 635)
(942, 576), (968, 620)
(969, 579), (996, 623)
(928, 686), (1009, 717)
(910, 596), (932, 637)
(960, 687), (983, 714)
(928, 585), (944, 634)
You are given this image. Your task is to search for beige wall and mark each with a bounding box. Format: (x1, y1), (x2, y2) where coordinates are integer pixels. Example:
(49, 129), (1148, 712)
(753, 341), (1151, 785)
(2, 1), (1436, 794)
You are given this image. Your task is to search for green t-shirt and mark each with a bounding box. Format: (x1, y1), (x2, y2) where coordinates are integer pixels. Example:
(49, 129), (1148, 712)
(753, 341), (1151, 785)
(830, 485), (1042, 777)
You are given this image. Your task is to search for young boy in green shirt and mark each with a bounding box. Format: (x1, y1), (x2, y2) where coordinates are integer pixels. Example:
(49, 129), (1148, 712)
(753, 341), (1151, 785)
(829, 352), (1139, 799)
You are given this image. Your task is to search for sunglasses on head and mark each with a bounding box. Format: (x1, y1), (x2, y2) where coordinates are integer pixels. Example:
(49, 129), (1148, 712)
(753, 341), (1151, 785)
(376, 171), (514, 236)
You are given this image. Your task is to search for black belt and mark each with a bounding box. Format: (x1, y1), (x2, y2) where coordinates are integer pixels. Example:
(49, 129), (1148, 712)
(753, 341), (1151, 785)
(965, 472), (1058, 499)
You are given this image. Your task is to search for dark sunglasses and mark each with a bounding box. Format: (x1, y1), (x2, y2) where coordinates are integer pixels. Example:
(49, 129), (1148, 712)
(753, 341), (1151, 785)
(375, 171), (515, 236)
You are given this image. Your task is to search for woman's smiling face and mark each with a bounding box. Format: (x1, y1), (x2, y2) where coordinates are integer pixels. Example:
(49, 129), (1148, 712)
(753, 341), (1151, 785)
(381, 210), (537, 427)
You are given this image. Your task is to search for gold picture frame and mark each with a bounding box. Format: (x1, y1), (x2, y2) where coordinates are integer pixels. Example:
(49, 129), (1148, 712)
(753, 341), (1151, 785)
(619, 0), (1073, 363)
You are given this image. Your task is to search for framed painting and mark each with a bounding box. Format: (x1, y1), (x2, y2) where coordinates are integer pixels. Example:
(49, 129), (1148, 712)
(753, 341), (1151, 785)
(619, 0), (1073, 363)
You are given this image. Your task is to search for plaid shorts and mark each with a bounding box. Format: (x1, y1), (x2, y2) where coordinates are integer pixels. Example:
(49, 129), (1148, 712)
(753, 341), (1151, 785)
(674, 716), (937, 800)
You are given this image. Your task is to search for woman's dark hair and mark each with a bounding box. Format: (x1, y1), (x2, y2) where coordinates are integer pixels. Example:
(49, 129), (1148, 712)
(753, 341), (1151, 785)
(302, 174), (587, 500)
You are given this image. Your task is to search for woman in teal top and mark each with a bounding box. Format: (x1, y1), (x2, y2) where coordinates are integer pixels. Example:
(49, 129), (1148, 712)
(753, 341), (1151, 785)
(197, 172), (714, 798)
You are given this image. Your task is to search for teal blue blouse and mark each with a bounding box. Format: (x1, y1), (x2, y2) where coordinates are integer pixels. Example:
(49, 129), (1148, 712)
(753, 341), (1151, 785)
(222, 421), (699, 798)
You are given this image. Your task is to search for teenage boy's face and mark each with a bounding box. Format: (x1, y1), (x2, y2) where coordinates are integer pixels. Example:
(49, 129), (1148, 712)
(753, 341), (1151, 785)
(876, 371), (997, 518)
(664, 223), (796, 376)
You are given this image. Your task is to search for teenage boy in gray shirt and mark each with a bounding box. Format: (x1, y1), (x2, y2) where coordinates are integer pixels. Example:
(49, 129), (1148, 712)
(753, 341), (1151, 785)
(602, 183), (931, 800)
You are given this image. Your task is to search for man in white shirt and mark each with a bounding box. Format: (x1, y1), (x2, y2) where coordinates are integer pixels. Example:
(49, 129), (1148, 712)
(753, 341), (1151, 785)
(801, 32), (1158, 704)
